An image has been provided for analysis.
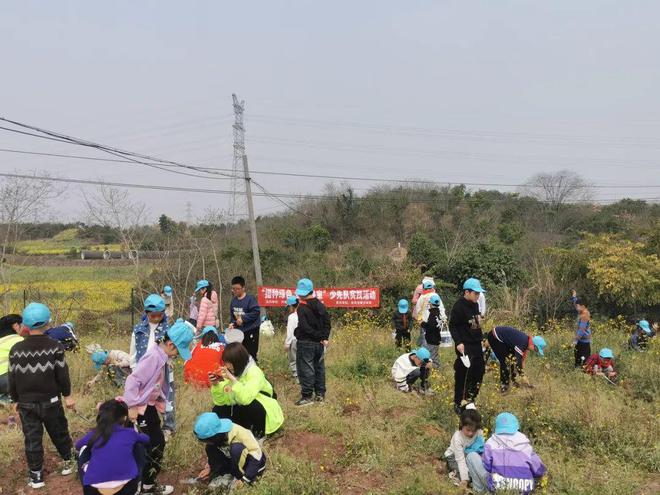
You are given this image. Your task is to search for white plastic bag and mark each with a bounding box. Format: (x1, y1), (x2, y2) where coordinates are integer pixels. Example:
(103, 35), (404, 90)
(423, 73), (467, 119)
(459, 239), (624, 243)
(260, 319), (275, 337)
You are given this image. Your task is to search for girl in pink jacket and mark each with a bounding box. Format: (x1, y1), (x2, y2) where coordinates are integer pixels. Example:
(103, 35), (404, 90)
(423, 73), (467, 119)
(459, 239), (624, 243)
(195, 280), (219, 332)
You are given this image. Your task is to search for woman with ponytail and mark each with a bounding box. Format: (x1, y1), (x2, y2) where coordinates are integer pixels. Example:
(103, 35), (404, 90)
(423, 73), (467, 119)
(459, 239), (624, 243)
(75, 398), (149, 495)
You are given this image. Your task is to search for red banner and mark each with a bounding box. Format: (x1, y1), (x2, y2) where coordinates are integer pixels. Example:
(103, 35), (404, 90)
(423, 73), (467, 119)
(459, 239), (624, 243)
(258, 286), (380, 308)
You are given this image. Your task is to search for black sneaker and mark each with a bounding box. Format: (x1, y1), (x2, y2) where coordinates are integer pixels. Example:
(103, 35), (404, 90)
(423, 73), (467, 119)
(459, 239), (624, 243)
(141, 483), (174, 494)
(28, 470), (45, 489)
(295, 397), (314, 407)
(453, 403), (463, 416)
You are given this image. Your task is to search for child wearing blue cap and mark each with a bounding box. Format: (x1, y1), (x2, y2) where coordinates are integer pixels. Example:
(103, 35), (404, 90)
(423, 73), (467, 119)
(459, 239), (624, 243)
(86, 347), (132, 389)
(483, 412), (546, 494)
(8, 303), (76, 489)
(161, 285), (174, 320)
(123, 318), (194, 495)
(629, 320), (652, 352)
(584, 348), (617, 382)
(422, 294), (445, 369)
(485, 327), (544, 393)
(193, 412), (266, 490)
(392, 299), (413, 350)
(391, 347), (433, 394)
(293, 278), (331, 406)
(284, 295), (299, 380)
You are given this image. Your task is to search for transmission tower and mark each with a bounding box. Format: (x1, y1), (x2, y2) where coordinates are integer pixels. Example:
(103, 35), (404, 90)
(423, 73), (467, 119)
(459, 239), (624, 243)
(230, 94), (246, 220)
(185, 201), (193, 224)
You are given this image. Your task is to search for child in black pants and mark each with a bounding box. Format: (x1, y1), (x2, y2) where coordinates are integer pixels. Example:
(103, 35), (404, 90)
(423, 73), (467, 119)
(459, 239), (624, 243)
(8, 303), (76, 489)
(194, 413), (266, 490)
(123, 319), (194, 495)
(392, 299), (413, 350)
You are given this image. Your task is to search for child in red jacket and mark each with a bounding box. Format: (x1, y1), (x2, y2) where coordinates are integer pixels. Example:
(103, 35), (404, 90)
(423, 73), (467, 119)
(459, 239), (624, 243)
(584, 348), (617, 381)
(184, 327), (225, 387)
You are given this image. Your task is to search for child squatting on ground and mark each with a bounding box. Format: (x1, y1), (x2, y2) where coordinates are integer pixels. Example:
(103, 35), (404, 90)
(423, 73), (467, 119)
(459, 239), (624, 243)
(87, 347), (132, 389)
(444, 407), (488, 493)
(483, 413), (546, 494)
(391, 347), (433, 394)
(76, 398), (149, 495)
(193, 412), (266, 490)
(8, 303), (76, 489)
(123, 318), (194, 495)
(284, 295), (299, 380)
(584, 348), (617, 382)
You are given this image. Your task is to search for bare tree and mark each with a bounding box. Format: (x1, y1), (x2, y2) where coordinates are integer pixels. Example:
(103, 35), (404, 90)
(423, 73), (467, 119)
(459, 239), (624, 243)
(0, 172), (65, 311)
(82, 185), (148, 275)
(522, 170), (592, 209)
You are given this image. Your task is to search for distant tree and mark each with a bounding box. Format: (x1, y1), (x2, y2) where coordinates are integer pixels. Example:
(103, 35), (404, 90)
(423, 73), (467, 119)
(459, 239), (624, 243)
(158, 214), (177, 234)
(522, 170), (592, 209)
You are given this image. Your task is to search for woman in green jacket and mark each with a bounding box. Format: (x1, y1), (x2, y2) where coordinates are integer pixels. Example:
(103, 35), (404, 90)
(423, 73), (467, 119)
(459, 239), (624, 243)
(209, 343), (283, 439)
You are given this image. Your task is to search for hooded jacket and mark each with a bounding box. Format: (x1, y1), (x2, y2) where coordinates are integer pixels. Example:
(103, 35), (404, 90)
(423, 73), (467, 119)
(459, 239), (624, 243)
(482, 432), (546, 494)
(197, 290), (219, 331)
(294, 298), (331, 342)
(391, 310), (413, 333)
(210, 359), (284, 435)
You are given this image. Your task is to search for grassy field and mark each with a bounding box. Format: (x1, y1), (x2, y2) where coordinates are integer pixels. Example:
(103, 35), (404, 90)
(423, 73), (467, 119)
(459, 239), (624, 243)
(13, 228), (122, 255)
(1, 264), (148, 320)
(1, 312), (658, 494)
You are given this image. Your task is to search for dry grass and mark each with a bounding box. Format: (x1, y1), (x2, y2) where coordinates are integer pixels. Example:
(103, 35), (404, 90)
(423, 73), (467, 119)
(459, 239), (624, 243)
(1, 313), (658, 494)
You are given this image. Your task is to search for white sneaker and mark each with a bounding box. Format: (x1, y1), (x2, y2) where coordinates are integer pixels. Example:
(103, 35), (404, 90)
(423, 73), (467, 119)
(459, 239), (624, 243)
(141, 483), (174, 494)
(28, 470), (45, 489)
(61, 459), (75, 476)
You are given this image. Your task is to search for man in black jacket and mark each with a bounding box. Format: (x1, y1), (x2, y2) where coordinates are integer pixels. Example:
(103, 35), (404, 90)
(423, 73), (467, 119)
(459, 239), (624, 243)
(293, 278), (331, 406)
(449, 278), (486, 415)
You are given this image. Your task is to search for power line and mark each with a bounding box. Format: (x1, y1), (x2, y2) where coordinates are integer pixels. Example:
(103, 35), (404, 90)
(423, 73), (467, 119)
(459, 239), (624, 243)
(1, 147), (658, 190)
(1, 171), (658, 205)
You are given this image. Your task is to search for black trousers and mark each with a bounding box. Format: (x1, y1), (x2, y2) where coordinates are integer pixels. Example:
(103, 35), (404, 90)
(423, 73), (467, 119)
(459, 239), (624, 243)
(487, 333), (524, 387)
(395, 329), (411, 350)
(243, 328), (260, 362)
(0, 372), (8, 395)
(453, 348), (485, 406)
(207, 443), (266, 483)
(213, 401), (267, 439)
(18, 399), (73, 471)
(406, 366), (429, 389)
(575, 342), (591, 367)
(296, 340), (326, 399)
(136, 406), (165, 485)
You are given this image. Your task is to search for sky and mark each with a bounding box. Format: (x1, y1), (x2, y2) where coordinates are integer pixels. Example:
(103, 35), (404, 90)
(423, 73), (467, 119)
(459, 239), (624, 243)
(1, 0), (659, 223)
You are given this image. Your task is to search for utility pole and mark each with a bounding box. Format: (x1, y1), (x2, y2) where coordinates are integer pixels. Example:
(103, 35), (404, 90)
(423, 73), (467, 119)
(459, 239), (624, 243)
(242, 154), (264, 291)
(233, 94), (265, 316)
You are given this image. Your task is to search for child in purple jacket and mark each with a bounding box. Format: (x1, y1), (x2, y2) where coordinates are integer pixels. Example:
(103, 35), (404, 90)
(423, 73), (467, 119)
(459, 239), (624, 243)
(123, 319), (194, 495)
(76, 399), (149, 495)
(483, 413), (546, 494)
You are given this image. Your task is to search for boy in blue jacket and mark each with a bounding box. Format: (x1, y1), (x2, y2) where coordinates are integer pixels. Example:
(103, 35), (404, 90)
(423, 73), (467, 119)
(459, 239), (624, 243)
(228, 276), (261, 361)
(486, 326), (545, 393)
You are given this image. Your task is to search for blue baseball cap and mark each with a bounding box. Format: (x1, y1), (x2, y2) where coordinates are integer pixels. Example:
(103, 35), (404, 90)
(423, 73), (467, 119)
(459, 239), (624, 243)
(166, 319), (194, 361)
(413, 347), (431, 362)
(201, 326), (218, 337)
(397, 299), (409, 314)
(91, 350), (109, 370)
(194, 413), (233, 439)
(495, 412), (520, 435)
(429, 294), (441, 306)
(144, 294), (166, 312)
(463, 278), (486, 293)
(422, 279), (435, 290)
(22, 302), (51, 330)
(286, 295), (298, 307)
(532, 336), (547, 356)
(295, 278), (314, 297)
(599, 348), (614, 359)
(194, 280), (210, 293)
(163, 285), (173, 295)
(638, 320), (651, 334)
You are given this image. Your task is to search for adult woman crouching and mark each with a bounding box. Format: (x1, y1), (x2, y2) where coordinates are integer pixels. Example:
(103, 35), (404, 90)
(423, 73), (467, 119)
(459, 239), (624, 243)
(209, 342), (283, 439)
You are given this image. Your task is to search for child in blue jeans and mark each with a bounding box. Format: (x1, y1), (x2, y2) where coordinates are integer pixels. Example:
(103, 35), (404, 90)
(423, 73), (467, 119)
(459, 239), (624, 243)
(444, 406), (488, 493)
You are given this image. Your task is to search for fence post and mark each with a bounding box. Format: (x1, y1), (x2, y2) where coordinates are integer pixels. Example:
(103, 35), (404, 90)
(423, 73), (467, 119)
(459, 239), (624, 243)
(23, 289), (26, 308)
(131, 288), (135, 329)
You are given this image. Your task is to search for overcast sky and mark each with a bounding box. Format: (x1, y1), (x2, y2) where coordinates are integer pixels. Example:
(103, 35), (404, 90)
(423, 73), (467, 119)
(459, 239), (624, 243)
(1, 0), (659, 223)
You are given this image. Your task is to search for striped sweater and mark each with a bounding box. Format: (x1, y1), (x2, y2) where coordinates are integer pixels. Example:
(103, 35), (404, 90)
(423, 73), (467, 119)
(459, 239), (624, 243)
(8, 334), (71, 403)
